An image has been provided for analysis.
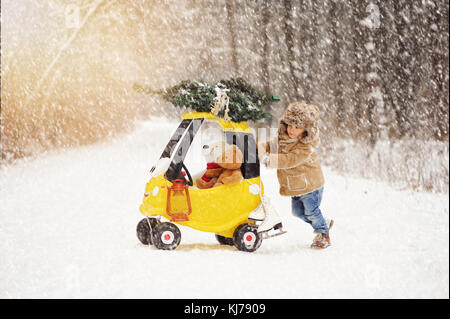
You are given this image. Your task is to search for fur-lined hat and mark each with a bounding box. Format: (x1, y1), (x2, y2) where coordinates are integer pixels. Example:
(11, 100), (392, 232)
(280, 101), (320, 144)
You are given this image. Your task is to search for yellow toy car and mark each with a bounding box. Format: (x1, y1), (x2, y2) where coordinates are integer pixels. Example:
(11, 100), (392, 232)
(136, 111), (266, 252)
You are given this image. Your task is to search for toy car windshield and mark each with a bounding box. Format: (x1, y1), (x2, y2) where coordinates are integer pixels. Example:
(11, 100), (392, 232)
(152, 115), (260, 185)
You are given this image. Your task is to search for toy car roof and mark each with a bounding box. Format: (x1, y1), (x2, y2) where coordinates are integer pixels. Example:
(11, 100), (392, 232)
(181, 111), (252, 134)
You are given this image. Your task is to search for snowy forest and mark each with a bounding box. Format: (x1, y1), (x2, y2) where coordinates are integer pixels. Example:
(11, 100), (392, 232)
(2, 0), (449, 193)
(0, 0), (449, 299)
(1, 0), (449, 192)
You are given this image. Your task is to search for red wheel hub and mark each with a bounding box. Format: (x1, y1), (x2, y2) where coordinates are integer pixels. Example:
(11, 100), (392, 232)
(161, 231), (175, 245)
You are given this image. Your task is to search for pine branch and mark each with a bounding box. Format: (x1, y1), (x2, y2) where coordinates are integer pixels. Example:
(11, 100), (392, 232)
(134, 77), (274, 122)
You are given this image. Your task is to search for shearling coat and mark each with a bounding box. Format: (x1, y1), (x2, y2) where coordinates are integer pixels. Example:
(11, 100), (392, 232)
(260, 102), (325, 196)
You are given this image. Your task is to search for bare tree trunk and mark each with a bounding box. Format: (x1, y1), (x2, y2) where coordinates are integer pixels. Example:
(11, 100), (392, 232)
(260, 0), (273, 126)
(393, 0), (416, 138)
(226, 0), (239, 74)
(330, 0), (347, 137)
(260, 0), (271, 94)
(350, 2), (367, 141)
(305, 0), (321, 105)
(429, 0), (449, 140)
(360, 1), (385, 145)
(293, 0), (313, 102)
(330, 1), (362, 139)
(282, 0), (300, 101)
(378, 0), (405, 139)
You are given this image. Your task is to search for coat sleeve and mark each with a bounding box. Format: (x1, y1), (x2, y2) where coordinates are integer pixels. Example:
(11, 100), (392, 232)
(267, 145), (313, 169)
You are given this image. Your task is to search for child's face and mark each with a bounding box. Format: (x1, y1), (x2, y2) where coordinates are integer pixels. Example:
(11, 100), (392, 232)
(287, 125), (306, 139)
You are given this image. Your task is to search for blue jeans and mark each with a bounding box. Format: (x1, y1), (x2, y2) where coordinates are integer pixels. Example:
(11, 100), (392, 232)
(291, 187), (329, 234)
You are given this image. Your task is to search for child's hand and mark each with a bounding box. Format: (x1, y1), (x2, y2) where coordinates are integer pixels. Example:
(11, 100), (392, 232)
(257, 145), (267, 161)
(266, 154), (278, 169)
(257, 142), (268, 155)
(260, 154), (277, 169)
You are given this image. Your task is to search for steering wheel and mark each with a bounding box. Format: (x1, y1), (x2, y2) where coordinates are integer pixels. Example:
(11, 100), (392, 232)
(181, 163), (193, 186)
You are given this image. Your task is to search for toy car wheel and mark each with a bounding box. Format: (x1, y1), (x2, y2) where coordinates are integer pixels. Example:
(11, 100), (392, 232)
(215, 234), (234, 246)
(137, 218), (159, 245)
(152, 222), (181, 250)
(233, 224), (262, 252)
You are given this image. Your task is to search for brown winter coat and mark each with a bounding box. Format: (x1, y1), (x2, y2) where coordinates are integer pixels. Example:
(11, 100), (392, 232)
(259, 102), (325, 196)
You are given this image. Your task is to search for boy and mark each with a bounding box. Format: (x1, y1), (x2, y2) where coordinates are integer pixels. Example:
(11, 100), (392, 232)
(259, 101), (333, 249)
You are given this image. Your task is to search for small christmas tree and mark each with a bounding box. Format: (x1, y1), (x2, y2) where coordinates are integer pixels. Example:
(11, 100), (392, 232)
(135, 77), (274, 122)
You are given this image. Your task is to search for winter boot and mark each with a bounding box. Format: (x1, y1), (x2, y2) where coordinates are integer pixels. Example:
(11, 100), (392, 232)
(311, 219), (334, 249)
(311, 233), (331, 249)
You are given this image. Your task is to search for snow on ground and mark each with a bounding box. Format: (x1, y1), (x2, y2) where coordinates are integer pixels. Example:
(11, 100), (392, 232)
(0, 119), (448, 298)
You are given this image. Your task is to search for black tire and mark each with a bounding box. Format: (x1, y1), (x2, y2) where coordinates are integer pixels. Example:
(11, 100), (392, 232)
(215, 234), (234, 246)
(152, 222), (182, 250)
(136, 218), (159, 245)
(233, 224), (262, 252)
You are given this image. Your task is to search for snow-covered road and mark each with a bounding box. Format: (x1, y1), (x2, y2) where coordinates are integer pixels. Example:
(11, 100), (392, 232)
(1, 120), (448, 298)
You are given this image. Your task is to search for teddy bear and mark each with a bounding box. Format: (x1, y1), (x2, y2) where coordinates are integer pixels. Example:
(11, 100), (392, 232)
(214, 142), (244, 187)
(196, 142), (225, 189)
(196, 141), (243, 189)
